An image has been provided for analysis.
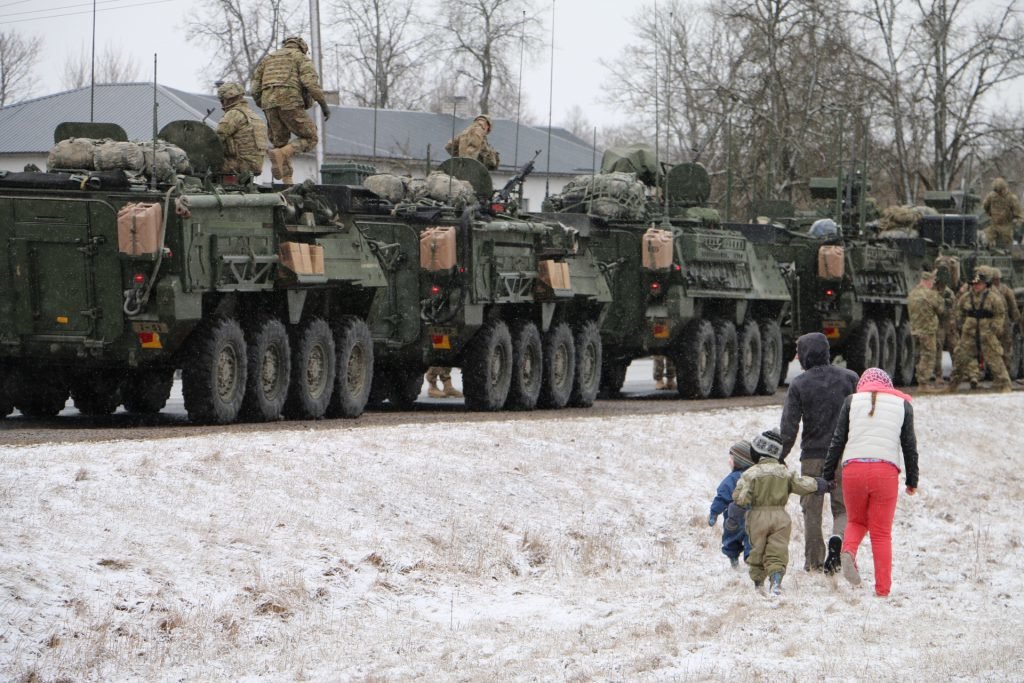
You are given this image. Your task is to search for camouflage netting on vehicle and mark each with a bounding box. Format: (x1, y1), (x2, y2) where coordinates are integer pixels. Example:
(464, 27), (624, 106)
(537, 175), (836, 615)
(48, 138), (192, 184)
(364, 172), (477, 208)
(600, 145), (661, 187)
(556, 172), (647, 220)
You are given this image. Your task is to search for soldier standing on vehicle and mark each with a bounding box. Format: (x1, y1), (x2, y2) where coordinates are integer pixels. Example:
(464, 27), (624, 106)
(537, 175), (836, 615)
(981, 177), (1022, 248)
(250, 35), (331, 185)
(988, 267), (1021, 373)
(907, 270), (945, 391)
(215, 82), (268, 178)
(446, 114), (500, 170)
(948, 269), (1011, 392)
(653, 355), (676, 391)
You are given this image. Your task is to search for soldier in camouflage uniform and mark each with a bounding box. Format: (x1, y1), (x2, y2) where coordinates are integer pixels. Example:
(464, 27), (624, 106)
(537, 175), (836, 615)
(215, 82), (268, 177)
(907, 270), (945, 390)
(446, 115), (500, 170)
(653, 355), (676, 391)
(988, 267), (1021, 375)
(949, 269), (1011, 392)
(981, 177), (1022, 248)
(250, 35), (330, 185)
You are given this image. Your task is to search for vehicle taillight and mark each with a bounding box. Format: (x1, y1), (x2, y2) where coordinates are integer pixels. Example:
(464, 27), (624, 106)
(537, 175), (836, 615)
(430, 284), (442, 296)
(650, 281), (661, 292)
(133, 273), (146, 286)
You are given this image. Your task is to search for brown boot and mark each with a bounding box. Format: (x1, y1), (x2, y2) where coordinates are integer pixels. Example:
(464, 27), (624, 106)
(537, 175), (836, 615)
(655, 380), (667, 391)
(667, 378), (677, 391)
(442, 378), (463, 398)
(268, 147), (284, 179)
(425, 374), (444, 399)
(281, 174), (293, 185)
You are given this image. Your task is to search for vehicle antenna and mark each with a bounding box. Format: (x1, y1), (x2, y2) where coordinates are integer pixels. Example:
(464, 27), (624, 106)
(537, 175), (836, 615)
(514, 9), (526, 169)
(151, 54), (158, 191)
(544, 0), (556, 200)
(663, 9), (673, 226)
(653, 0), (660, 195)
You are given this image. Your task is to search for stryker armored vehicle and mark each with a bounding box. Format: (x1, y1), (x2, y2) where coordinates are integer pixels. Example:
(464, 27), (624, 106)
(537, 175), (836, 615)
(357, 156), (611, 411)
(538, 149), (791, 399)
(0, 122), (609, 422)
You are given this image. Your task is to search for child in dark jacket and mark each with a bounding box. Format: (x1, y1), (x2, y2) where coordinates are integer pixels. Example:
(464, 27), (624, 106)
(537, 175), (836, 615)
(708, 440), (755, 568)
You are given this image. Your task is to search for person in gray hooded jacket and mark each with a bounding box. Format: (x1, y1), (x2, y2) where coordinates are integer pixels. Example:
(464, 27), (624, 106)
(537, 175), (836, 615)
(779, 332), (859, 572)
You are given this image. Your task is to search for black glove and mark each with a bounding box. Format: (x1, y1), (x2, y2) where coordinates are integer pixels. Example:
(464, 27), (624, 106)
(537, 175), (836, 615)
(320, 102), (331, 121)
(725, 502), (746, 532)
(827, 479), (838, 493)
(708, 512), (718, 527)
(815, 477), (830, 495)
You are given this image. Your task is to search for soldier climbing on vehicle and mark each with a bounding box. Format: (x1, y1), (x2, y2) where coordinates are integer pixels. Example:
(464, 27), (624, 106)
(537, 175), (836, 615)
(215, 82), (268, 178)
(446, 114), (500, 170)
(250, 35), (330, 185)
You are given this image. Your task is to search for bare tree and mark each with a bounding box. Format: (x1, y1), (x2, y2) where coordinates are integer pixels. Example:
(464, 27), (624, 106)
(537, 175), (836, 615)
(0, 29), (42, 107)
(185, 0), (308, 88)
(61, 43), (142, 90)
(435, 0), (543, 117)
(325, 0), (433, 109)
(561, 104), (592, 141)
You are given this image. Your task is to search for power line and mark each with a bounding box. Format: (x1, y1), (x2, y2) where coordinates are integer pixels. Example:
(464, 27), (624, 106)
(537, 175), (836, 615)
(0, 0), (175, 25)
(0, 0), (139, 19)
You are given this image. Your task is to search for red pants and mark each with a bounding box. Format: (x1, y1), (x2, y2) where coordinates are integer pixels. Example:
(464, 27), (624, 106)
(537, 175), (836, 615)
(841, 461), (899, 596)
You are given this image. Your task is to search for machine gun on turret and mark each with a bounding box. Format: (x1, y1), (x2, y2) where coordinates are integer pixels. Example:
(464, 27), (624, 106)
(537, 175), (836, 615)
(493, 149), (541, 211)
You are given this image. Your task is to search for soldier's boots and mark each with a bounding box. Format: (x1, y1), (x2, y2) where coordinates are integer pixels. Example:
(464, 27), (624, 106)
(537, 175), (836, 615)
(441, 378), (463, 399)
(655, 380), (667, 391)
(425, 375), (444, 399)
(667, 378), (677, 391)
(268, 147), (285, 179)
(994, 382), (1013, 393)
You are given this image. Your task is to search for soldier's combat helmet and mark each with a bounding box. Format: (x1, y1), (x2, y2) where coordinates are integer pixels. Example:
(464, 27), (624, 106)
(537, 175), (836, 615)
(474, 114), (492, 131)
(972, 267), (991, 285)
(283, 36), (309, 53)
(217, 82), (245, 102)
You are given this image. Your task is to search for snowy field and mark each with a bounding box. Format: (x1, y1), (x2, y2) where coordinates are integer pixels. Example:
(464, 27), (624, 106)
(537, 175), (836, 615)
(2, 365), (1022, 681)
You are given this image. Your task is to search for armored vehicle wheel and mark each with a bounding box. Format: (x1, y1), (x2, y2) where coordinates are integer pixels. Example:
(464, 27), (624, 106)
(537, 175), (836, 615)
(463, 320), (513, 411)
(122, 369), (174, 414)
(1008, 323), (1024, 380)
(756, 319), (783, 396)
(599, 359), (629, 398)
(894, 320), (915, 386)
(506, 321), (543, 410)
(182, 317), (248, 424)
(385, 365), (426, 409)
(284, 318), (336, 420)
(711, 320), (738, 398)
(734, 321), (762, 397)
(846, 319), (880, 376)
(241, 318), (291, 422)
(879, 319), (898, 379)
(538, 321), (576, 409)
(569, 320), (602, 407)
(676, 319), (716, 399)
(326, 317), (374, 419)
(70, 373), (123, 416)
(11, 370), (68, 418)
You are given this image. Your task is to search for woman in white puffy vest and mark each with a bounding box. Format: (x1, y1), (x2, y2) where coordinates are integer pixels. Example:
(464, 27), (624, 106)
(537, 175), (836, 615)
(823, 367), (919, 597)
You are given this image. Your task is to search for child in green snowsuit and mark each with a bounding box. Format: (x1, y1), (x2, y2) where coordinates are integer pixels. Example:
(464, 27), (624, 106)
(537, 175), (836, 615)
(731, 429), (827, 594)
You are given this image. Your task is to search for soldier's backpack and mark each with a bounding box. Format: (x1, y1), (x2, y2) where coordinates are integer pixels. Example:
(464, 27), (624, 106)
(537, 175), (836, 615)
(558, 172), (647, 220)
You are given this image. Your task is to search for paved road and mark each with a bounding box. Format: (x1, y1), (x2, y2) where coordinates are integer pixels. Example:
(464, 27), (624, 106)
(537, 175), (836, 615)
(0, 359), (805, 446)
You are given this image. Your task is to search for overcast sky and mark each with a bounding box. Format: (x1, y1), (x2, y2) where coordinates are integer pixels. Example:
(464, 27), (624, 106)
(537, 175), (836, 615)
(1, 0), (639, 130)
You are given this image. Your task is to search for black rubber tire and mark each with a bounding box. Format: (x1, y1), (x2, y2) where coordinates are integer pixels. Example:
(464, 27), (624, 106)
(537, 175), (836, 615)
(675, 319), (716, 399)
(241, 318), (291, 422)
(505, 321), (543, 411)
(283, 317), (336, 420)
(894, 319), (915, 387)
(182, 317), (248, 424)
(756, 319), (783, 396)
(122, 369), (174, 415)
(326, 316), (374, 419)
(569, 320), (602, 407)
(0, 370), (12, 417)
(846, 319), (880, 376)
(1010, 323), (1023, 380)
(711, 320), (738, 398)
(879, 319), (898, 379)
(10, 369), (69, 418)
(599, 359), (629, 398)
(463, 320), (513, 411)
(70, 373), (123, 416)
(386, 364), (425, 409)
(735, 321), (762, 396)
(537, 321), (576, 409)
